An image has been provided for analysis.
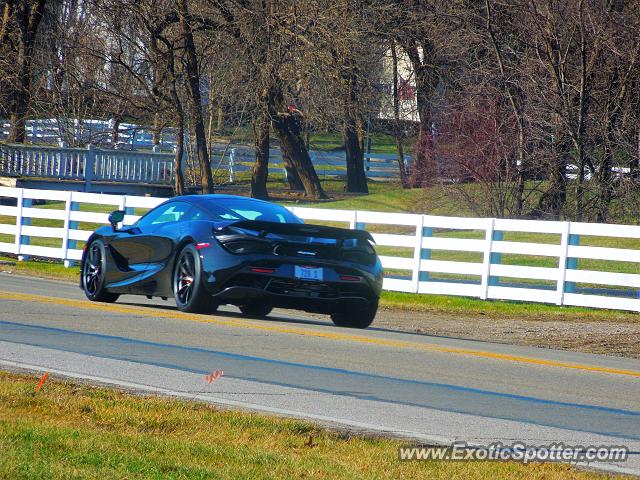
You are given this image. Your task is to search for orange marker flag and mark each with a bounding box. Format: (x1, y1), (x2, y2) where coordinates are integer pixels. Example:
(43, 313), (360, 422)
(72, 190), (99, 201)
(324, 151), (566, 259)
(35, 372), (49, 395)
(205, 369), (224, 384)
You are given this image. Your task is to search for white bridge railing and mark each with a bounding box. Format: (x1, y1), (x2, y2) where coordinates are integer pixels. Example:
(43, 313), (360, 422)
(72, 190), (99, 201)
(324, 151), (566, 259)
(0, 187), (638, 312)
(0, 143), (406, 189)
(0, 143), (175, 188)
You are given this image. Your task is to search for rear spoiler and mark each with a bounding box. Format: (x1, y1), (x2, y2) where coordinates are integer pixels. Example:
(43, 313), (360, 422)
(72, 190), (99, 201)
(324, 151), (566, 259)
(220, 220), (375, 243)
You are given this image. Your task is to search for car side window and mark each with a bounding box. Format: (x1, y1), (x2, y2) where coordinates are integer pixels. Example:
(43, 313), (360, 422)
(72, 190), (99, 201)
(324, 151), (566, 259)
(136, 202), (192, 228)
(182, 206), (209, 221)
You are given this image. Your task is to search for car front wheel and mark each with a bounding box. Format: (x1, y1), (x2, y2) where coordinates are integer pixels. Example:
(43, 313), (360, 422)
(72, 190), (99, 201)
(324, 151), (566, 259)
(82, 239), (119, 303)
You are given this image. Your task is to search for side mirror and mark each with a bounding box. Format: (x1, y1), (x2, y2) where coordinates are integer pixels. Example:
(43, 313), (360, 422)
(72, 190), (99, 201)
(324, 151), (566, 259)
(108, 210), (125, 231)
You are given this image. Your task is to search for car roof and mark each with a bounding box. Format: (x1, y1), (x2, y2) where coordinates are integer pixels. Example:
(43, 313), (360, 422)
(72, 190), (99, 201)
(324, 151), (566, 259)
(172, 194), (271, 206)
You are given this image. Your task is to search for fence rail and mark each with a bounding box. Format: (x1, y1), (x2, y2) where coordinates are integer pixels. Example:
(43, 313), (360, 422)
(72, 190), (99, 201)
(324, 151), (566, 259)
(1, 143), (406, 191)
(0, 187), (638, 312)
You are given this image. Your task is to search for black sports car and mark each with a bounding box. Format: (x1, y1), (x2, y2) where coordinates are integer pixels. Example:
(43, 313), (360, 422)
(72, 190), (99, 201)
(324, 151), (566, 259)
(81, 195), (383, 328)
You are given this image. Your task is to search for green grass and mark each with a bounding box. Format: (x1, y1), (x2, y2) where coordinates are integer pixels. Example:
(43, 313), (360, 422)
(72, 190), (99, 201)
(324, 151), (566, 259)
(378, 290), (639, 323)
(210, 128), (410, 155)
(0, 371), (618, 480)
(307, 132), (411, 155)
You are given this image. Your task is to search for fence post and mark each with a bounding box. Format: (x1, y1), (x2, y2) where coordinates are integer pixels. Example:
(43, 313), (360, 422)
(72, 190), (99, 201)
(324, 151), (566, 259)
(85, 144), (95, 192)
(351, 211), (365, 231)
(412, 215), (425, 293)
(565, 232), (580, 294)
(556, 221), (572, 305)
(480, 218), (496, 300)
(229, 148), (236, 183)
(488, 229), (503, 286)
(119, 196), (135, 228)
(419, 219), (432, 283)
(62, 192), (73, 267)
(15, 190), (31, 262)
(63, 193), (80, 268)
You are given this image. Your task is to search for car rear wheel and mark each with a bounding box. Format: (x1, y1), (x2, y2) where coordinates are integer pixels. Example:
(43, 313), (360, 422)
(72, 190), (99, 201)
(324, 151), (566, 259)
(331, 301), (377, 329)
(82, 239), (119, 303)
(239, 301), (273, 317)
(173, 244), (215, 313)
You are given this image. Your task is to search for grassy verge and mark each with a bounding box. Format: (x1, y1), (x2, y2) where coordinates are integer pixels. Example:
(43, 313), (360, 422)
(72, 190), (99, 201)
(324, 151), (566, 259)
(0, 255), (77, 282)
(0, 371), (616, 480)
(379, 290), (639, 323)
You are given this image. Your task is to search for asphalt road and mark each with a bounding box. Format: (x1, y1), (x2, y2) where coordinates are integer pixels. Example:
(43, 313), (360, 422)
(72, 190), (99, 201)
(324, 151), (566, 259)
(0, 272), (639, 475)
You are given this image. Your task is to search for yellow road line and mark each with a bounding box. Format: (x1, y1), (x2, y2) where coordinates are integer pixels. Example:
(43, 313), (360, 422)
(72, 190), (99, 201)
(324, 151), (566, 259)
(1, 290), (640, 378)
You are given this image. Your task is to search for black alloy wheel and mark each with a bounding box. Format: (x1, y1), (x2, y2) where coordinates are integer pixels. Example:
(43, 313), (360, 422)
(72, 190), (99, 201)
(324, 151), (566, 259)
(82, 239), (119, 303)
(173, 244), (217, 313)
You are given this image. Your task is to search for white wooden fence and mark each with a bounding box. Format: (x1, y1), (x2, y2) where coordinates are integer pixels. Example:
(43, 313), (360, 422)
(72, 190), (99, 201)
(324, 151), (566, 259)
(0, 187), (638, 312)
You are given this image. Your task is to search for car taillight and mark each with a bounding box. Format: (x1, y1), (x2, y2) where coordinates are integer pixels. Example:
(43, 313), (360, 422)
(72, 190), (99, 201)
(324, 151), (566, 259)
(251, 267), (275, 274)
(196, 242), (211, 250)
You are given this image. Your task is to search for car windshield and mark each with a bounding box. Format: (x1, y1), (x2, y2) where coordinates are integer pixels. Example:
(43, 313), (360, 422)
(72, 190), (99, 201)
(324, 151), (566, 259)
(214, 198), (303, 224)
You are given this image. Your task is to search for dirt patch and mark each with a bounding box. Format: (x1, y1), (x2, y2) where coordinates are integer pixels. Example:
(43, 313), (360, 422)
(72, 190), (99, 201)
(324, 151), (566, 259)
(374, 308), (640, 359)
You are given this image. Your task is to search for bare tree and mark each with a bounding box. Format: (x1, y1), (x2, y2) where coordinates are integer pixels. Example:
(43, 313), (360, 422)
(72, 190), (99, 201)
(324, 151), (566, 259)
(2, 0), (47, 143)
(177, 0), (213, 193)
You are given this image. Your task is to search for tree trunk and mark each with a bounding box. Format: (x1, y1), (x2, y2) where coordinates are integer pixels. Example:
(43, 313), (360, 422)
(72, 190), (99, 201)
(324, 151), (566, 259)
(251, 115), (270, 200)
(402, 39), (439, 188)
(272, 115), (327, 199)
(178, 0), (213, 194)
(282, 152), (305, 190)
(207, 98), (214, 152)
(268, 85), (326, 199)
(390, 41), (408, 188)
(485, 0), (526, 215)
(174, 113), (185, 196)
(0, 1), (13, 43)
(344, 113), (368, 193)
(216, 102), (223, 131)
(538, 133), (568, 219)
(165, 46), (185, 195)
(598, 132), (614, 223)
(170, 85), (185, 196)
(342, 65), (368, 194)
(633, 124), (640, 181)
(152, 112), (162, 147)
(206, 70), (214, 151)
(8, 42), (29, 142)
(7, 0), (46, 144)
(110, 117), (120, 146)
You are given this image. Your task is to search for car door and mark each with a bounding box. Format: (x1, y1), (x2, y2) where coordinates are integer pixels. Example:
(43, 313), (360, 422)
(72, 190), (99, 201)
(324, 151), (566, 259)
(141, 202), (195, 274)
(104, 201), (191, 289)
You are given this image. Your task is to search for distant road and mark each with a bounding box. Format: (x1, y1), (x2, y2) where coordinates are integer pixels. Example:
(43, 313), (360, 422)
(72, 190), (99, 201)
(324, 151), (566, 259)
(0, 273), (639, 475)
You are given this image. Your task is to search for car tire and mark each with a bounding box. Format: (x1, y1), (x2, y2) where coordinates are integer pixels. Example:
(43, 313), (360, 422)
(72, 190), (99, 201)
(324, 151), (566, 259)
(173, 244), (214, 313)
(331, 301), (377, 329)
(82, 239), (119, 303)
(239, 301), (273, 317)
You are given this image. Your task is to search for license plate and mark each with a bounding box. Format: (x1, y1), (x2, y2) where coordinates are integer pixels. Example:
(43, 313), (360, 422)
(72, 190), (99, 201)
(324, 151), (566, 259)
(294, 265), (323, 281)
